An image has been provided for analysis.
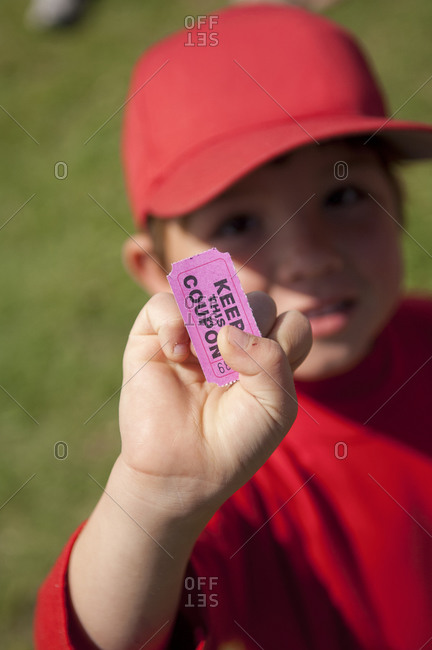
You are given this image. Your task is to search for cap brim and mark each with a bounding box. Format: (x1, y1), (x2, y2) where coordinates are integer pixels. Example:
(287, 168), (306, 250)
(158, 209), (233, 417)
(146, 115), (432, 219)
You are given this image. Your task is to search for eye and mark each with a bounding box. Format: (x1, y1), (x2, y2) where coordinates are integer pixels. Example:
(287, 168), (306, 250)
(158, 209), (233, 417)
(212, 213), (259, 238)
(325, 186), (366, 207)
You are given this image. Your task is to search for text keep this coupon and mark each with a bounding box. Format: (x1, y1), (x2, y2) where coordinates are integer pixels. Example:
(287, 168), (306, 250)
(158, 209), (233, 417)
(167, 248), (261, 386)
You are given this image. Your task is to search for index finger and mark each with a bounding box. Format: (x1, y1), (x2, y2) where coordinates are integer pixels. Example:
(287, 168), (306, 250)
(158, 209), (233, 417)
(129, 292), (191, 361)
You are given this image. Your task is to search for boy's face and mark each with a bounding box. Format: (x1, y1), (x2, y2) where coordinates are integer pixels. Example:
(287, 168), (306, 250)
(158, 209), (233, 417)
(158, 142), (403, 381)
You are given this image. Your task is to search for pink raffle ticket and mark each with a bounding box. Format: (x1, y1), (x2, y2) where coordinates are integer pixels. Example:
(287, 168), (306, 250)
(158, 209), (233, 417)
(167, 248), (261, 386)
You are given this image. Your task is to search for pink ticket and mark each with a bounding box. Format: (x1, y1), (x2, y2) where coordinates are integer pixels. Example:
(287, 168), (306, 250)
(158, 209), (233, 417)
(167, 248), (261, 386)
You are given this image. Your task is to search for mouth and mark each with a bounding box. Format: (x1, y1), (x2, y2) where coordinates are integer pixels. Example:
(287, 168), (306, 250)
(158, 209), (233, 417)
(303, 299), (355, 320)
(301, 298), (356, 338)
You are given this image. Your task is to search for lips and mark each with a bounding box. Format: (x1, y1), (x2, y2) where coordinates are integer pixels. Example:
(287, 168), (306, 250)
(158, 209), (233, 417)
(300, 298), (356, 338)
(302, 299), (354, 319)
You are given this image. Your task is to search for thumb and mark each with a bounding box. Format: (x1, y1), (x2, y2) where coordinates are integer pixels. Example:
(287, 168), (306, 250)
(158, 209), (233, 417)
(217, 325), (298, 431)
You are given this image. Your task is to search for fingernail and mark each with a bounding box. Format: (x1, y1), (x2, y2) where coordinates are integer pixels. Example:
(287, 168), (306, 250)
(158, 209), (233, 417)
(228, 326), (250, 348)
(173, 342), (188, 356)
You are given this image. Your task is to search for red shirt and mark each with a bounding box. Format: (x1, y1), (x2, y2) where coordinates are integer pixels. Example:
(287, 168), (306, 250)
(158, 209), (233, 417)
(35, 297), (432, 649)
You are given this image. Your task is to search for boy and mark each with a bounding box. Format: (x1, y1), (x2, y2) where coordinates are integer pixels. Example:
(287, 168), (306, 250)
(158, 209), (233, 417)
(35, 5), (432, 649)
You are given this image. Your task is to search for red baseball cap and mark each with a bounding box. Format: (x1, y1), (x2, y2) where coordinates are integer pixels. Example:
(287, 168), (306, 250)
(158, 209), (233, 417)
(122, 3), (432, 226)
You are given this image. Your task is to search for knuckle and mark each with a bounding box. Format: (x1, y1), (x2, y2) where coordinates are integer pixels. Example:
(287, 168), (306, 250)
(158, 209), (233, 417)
(146, 291), (171, 312)
(122, 346), (133, 373)
(261, 337), (285, 367)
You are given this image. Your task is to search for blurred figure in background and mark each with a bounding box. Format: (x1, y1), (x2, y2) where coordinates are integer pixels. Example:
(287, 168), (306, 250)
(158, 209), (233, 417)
(26, 0), (88, 29)
(26, 0), (342, 30)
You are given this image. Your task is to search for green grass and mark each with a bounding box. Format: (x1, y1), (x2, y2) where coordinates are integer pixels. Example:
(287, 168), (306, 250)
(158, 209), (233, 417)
(1, 0), (432, 647)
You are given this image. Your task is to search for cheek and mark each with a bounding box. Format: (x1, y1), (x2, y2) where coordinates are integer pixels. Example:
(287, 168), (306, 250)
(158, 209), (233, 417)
(163, 225), (211, 265)
(232, 258), (270, 294)
(339, 219), (403, 292)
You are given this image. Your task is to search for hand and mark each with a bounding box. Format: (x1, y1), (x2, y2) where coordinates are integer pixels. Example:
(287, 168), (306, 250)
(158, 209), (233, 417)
(118, 291), (311, 521)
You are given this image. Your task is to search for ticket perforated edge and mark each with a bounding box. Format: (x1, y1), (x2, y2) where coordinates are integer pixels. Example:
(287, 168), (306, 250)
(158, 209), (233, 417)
(167, 248), (261, 386)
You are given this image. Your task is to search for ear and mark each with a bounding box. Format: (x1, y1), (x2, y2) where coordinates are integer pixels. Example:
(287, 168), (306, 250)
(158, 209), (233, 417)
(122, 232), (170, 294)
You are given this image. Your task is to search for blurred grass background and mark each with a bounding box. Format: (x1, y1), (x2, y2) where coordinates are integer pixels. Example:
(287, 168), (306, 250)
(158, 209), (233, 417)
(1, 0), (432, 647)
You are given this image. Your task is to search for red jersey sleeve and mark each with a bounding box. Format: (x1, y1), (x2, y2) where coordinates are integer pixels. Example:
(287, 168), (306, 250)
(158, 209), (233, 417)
(34, 522), (204, 649)
(34, 522), (92, 650)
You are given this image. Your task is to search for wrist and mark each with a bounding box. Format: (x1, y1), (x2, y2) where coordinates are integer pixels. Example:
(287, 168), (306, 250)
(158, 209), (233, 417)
(108, 455), (215, 539)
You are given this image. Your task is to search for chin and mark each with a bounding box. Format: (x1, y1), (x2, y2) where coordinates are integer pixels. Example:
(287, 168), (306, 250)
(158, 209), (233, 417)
(293, 342), (368, 383)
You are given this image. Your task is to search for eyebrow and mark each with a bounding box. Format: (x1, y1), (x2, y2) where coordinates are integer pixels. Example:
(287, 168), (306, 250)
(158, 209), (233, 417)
(184, 151), (377, 223)
(333, 155), (372, 167)
(316, 153), (379, 178)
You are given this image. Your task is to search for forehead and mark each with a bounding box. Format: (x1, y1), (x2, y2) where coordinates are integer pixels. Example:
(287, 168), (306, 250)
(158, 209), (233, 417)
(282, 139), (378, 168)
(205, 140), (380, 204)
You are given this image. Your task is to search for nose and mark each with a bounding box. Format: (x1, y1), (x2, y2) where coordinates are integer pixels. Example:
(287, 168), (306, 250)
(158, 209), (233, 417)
(272, 216), (344, 285)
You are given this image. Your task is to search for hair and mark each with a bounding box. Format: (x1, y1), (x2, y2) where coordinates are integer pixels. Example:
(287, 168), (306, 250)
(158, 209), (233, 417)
(146, 136), (405, 269)
(147, 216), (169, 269)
